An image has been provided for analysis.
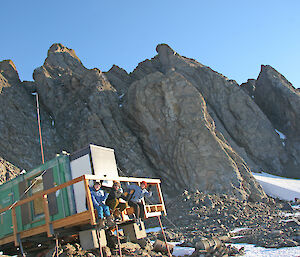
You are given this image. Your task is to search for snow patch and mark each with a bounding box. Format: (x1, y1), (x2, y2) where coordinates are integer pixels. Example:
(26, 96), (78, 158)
(229, 243), (300, 257)
(169, 242), (195, 256)
(252, 172), (300, 201)
(275, 129), (286, 140)
(146, 227), (165, 233)
(230, 227), (251, 234)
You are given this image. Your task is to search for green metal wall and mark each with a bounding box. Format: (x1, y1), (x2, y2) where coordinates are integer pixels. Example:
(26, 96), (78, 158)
(0, 154), (75, 240)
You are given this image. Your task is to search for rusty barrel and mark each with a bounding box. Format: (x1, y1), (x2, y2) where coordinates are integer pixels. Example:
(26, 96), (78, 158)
(153, 239), (174, 254)
(195, 237), (222, 252)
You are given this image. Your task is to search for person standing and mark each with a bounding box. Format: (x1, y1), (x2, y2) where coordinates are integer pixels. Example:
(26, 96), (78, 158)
(126, 181), (152, 224)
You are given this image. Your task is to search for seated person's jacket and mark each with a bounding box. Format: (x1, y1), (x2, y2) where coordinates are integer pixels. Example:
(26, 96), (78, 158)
(89, 186), (109, 206)
(106, 187), (127, 201)
(126, 184), (152, 203)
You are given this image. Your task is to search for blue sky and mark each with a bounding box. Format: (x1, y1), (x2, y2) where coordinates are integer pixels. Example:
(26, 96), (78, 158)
(1, 1), (299, 88)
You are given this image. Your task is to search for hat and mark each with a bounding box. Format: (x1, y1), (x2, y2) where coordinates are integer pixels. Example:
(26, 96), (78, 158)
(141, 181), (147, 186)
(113, 181), (121, 187)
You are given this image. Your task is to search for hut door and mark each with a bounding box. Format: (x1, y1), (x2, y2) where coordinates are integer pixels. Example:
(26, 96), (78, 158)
(42, 168), (58, 216)
(18, 180), (31, 225)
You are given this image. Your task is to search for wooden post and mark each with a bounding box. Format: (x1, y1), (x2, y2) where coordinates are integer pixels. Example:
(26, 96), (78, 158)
(55, 234), (59, 257)
(83, 177), (96, 225)
(115, 224), (122, 257)
(43, 194), (53, 237)
(11, 207), (19, 246)
(95, 228), (103, 257)
(157, 216), (172, 257)
(156, 183), (167, 215)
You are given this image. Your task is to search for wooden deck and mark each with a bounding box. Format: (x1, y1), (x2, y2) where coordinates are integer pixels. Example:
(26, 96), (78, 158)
(0, 175), (166, 251)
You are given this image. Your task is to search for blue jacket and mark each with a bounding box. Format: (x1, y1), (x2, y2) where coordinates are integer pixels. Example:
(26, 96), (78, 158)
(90, 186), (109, 206)
(126, 184), (152, 203)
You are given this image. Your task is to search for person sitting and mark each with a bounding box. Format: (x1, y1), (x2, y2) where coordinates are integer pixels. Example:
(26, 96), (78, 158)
(126, 181), (152, 224)
(105, 181), (128, 221)
(89, 181), (114, 228)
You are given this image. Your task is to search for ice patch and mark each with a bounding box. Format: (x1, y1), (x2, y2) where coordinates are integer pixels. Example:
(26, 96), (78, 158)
(230, 227), (251, 234)
(169, 242), (195, 256)
(146, 226), (165, 233)
(275, 129), (286, 140)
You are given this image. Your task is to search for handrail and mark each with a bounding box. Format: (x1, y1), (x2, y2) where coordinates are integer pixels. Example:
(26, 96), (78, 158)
(0, 175), (85, 214)
(1, 175), (165, 216)
(0, 174), (166, 247)
(84, 175), (161, 184)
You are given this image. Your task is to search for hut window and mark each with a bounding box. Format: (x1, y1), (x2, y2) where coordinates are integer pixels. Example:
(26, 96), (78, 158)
(31, 177), (44, 216)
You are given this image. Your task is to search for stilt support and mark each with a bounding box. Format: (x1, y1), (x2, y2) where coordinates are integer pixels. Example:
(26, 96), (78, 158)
(55, 234), (59, 257)
(17, 234), (26, 257)
(96, 226), (104, 257)
(157, 215), (172, 257)
(116, 224), (122, 257)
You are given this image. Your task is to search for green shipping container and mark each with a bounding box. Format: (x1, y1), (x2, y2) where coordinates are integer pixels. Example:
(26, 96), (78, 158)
(0, 154), (76, 240)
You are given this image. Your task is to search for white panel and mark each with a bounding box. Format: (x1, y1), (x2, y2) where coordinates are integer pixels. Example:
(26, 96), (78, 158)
(90, 145), (119, 179)
(70, 154), (92, 213)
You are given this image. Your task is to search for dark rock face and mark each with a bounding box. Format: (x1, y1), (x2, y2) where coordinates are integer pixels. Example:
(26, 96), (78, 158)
(255, 65), (300, 137)
(0, 60), (60, 171)
(124, 70), (264, 199)
(33, 43), (156, 178)
(241, 65), (300, 178)
(122, 44), (289, 177)
(0, 43), (298, 198)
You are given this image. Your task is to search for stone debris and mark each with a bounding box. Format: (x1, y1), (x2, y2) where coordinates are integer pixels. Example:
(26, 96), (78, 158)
(154, 191), (300, 250)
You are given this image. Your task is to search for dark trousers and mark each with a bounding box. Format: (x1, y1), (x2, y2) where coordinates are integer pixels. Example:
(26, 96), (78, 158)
(106, 198), (127, 212)
(128, 200), (145, 220)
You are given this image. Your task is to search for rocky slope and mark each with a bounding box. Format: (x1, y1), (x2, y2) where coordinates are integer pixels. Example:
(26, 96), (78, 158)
(159, 191), (299, 249)
(0, 43), (299, 198)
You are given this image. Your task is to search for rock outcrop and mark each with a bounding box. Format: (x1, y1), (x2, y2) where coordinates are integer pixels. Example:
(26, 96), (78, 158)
(33, 43), (156, 178)
(125, 45), (290, 177)
(0, 60), (60, 171)
(242, 65), (300, 178)
(124, 70), (264, 199)
(0, 157), (20, 184)
(0, 43), (299, 199)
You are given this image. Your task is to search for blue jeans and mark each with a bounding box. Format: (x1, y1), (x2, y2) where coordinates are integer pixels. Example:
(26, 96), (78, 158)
(94, 203), (110, 219)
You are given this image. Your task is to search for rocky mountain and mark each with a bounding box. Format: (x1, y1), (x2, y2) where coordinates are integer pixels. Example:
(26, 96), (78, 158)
(241, 65), (300, 178)
(0, 43), (299, 200)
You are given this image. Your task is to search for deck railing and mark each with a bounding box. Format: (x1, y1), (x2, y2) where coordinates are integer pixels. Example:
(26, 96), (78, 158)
(0, 175), (166, 247)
